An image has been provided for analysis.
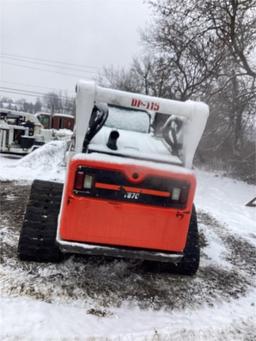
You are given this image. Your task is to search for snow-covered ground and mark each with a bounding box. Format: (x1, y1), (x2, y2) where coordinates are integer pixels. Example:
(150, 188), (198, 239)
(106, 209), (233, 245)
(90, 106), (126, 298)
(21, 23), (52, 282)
(0, 144), (255, 340)
(0, 141), (66, 183)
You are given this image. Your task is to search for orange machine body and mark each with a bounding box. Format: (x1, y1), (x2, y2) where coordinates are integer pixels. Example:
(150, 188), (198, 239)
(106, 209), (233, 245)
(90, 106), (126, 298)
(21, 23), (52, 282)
(59, 157), (196, 253)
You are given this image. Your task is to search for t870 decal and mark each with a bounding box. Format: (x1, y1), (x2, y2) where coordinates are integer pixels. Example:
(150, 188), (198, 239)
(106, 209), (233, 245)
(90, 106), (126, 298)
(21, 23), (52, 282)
(124, 192), (140, 200)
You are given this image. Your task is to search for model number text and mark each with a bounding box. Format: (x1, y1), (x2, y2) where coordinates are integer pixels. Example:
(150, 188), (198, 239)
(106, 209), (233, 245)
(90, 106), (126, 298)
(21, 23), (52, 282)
(131, 98), (160, 111)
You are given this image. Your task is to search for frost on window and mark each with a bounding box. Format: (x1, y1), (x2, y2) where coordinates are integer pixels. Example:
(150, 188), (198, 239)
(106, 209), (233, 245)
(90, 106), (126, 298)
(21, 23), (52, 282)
(105, 106), (150, 133)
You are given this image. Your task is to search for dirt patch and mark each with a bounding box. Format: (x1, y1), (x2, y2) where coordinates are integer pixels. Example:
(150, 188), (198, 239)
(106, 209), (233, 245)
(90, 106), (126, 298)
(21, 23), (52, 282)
(87, 308), (113, 317)
(0, 181), (30, 230)
(0, 181), (255, 312)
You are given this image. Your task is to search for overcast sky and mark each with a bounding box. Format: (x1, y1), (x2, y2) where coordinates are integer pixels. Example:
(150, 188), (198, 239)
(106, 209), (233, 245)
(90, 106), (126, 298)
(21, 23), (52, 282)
(0, 0), (152, 100)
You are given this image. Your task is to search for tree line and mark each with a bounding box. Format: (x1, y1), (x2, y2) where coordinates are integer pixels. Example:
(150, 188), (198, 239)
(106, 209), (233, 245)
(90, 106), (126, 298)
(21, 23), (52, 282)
(1, 0), (255, 182)
(99, 0), (256, 183)
(0, 92), (75, 115)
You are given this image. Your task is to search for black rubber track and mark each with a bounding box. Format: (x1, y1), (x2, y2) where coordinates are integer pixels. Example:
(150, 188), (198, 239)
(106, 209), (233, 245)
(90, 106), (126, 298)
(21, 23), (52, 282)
(144, 205), (200, 275)
(173, 205), (200, 275)
(18, 180), (63, 262)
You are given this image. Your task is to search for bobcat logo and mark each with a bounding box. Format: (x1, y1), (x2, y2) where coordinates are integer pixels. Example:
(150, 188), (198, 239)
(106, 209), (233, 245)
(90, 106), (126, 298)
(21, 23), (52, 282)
(124, 192), (140, 200)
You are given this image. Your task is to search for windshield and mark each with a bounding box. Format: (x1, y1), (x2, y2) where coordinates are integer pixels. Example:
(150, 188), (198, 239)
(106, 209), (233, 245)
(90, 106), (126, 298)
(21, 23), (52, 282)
(105, 106), (150, 133)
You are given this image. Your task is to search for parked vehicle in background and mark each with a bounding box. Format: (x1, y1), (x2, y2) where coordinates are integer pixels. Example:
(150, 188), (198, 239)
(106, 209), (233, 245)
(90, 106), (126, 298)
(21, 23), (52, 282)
(36, 112), (74, 131)
(52, 113), (74, 130)
(0, 109), (45, 155)
(0, 109), (73, 155)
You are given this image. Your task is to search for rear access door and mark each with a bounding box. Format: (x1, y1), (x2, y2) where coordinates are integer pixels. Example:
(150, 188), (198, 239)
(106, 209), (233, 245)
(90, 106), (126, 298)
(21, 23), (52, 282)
(59, 157), (196, 253)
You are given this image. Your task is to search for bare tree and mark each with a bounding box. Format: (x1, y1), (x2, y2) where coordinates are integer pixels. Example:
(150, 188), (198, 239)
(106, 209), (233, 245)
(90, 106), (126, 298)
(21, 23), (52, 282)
(144, 0), (256, 179)
(200, 0), (256, 78)
(99, 0), (256, 181)
(144, 0), (227, 100)
(34, 98), (42, 113)
(98, 65), (142, 93)
(43, 92), (62, 114)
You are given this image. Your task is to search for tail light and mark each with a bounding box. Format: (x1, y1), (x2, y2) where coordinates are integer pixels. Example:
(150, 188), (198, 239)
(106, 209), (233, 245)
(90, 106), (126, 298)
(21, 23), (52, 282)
(171, 187), (181, 201)
(74, 170), (94, 190)
(84, 174), (94, 189)
(74, 171), (85, 190)
(73, 167), (190, 208)
(171, 185), (189, 205)
(179, 186), (189, 204)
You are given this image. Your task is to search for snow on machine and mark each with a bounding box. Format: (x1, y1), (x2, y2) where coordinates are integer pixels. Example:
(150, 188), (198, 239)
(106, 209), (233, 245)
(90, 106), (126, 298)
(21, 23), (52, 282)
(0, 109), (45, 155)
(0, 109), (73, 155)
(18, 81), (209, 275)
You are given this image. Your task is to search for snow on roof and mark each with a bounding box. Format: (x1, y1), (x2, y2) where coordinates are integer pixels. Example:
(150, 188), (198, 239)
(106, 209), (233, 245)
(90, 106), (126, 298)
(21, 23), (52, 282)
(35, 112), (51, 116)
(53, 113), (74, 119)
(0, 109), (42, 126)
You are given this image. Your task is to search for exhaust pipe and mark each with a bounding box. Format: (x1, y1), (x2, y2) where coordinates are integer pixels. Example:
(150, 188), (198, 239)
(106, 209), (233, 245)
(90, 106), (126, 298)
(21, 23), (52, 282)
(107, 130), (119, 150)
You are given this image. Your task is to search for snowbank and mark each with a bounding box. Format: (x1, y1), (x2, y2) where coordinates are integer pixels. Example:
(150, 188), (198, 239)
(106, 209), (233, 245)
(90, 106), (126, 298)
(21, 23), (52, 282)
(0, 141), (66, 182)
(195, 169), (256, 243)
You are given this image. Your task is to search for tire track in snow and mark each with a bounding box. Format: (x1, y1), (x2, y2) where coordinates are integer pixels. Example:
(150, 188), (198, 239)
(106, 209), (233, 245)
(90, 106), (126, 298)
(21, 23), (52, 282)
(0, 181), (255, 313)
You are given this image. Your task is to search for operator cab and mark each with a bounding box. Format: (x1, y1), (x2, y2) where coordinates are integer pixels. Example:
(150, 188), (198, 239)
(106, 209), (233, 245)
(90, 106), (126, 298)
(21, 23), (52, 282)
(83, 104), (184, 166)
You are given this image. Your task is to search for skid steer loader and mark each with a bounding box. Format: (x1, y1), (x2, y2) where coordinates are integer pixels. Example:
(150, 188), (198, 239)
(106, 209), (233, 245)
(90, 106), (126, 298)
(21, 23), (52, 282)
(18, 81), (209, 275)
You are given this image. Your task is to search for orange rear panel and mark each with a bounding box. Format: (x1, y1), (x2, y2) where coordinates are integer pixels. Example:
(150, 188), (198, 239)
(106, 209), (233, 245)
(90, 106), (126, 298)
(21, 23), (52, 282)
(59, 158), (196, 252)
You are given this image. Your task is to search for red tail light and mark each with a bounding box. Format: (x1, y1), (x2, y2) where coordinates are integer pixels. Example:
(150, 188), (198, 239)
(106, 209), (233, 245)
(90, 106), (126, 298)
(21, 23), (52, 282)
(73, 167), (190, 208)
(180, 186), (189, 204)
(74, 171), (85, 190)
(171, 185), (189, 205)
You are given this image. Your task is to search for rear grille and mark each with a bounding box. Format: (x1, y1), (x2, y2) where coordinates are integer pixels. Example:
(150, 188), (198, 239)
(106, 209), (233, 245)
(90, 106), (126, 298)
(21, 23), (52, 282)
(74, 167), (189, 209)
